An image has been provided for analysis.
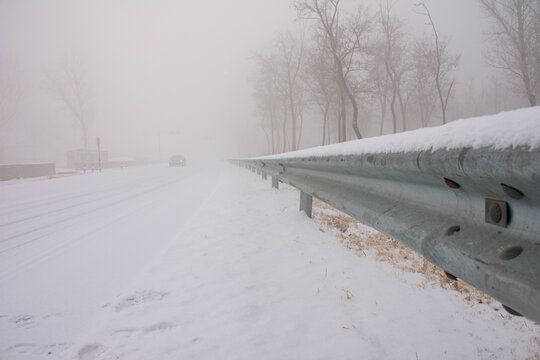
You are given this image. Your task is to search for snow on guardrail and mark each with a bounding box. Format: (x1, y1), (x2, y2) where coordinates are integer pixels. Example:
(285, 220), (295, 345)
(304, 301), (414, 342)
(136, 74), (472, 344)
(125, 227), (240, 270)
(257, 106), (540, 159)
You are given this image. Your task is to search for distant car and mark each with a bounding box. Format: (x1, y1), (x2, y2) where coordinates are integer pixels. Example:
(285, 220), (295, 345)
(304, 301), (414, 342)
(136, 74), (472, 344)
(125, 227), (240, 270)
(169, 155), (186, 167)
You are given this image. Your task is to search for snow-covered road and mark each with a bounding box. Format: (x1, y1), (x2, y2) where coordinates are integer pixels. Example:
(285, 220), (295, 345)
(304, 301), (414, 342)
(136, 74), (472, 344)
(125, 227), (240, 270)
(1, 164), (538, 359)
(0, 165), (219, 358)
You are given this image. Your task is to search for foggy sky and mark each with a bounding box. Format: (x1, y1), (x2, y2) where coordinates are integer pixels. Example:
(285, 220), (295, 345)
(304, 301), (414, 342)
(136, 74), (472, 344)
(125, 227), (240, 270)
(0, 0), (494, 163)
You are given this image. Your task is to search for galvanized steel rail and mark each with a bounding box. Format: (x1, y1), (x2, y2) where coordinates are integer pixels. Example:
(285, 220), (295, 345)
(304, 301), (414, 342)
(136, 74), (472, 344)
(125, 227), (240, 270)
(232, 146), (540, 323)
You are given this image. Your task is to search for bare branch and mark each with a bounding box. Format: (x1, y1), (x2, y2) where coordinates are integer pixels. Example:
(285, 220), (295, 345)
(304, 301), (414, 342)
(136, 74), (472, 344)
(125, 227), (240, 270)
(478, 0), (539, 106)
(415, 1), (460, 124)
(47, 55), (94, 151)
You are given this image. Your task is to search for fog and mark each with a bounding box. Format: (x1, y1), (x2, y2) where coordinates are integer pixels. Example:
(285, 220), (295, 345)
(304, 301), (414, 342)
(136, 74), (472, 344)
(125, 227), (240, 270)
(0, 0), (528, 164)
(0, 0), (295, 163)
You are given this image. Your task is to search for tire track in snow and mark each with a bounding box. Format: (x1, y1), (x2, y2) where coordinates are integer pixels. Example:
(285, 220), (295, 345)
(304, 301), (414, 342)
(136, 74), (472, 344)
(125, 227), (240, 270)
(0, 169), (203, 279)
(0, 176), (182, 244)
(0, 172), (178, 228)
(0, 172), (134, 215)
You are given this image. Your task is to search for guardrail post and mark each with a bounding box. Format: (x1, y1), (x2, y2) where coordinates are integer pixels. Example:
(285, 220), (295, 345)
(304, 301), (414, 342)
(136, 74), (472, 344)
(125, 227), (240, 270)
(272, 176), (279, 189)
(262, 171), (267, 180)
(299, 191), (312, 218)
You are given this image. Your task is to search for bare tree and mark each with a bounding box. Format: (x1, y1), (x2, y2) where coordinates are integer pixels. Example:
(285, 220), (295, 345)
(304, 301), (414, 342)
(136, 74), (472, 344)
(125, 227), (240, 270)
(252, 32), (307, 152)
(411, 37), (437, 128)
(367, 55), (391, 135)
(306, 45), (337, 145)
(294, 0), (372, 141)
(415, 1), (460, 125)
(251, 69), (281, 154)
(479, 0), (540, 106)
(279, 32), (307, 151)
(0, 56), (24, 162)
(375, 0), (413, 133)
(48, 56), (94, 151)
(252, 54), (285, 153)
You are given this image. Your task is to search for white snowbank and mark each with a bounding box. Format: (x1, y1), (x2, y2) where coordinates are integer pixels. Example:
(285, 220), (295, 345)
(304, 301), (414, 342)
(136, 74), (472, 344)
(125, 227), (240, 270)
(259, 107), (540, 159)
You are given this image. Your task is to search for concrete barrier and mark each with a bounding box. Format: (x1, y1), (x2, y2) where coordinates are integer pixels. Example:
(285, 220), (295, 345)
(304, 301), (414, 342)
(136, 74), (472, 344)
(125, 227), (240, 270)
(0, 163), (56, 181)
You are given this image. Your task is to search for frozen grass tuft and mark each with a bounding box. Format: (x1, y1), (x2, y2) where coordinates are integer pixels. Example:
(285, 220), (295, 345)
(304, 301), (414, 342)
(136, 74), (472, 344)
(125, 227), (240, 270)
(312, 198), (492, 307)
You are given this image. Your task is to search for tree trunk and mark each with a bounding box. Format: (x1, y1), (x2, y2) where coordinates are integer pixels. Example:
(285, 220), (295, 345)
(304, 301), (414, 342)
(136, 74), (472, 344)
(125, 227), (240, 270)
(379, 98), (387, 136)
(339, 93), (347, 142)
(336, 60), (361, 140)
(297, 112), (304, 149)
(390, 87), (397, 133)
(289, 91), (297, 151)
(435, 74), (446, 124)
(271, 113), (276, 154)
(322, 103), (329, 145)
(397, 89), (407, 132)
(282, 101), (288, 153)
(343, 81), (361, 139)
(337, 88), (345, 142)
(516, 1), (537, 106)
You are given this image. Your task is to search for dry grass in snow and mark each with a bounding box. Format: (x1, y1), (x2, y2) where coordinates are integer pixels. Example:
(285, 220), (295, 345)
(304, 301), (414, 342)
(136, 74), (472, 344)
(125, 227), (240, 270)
(312, 198), (496, 309)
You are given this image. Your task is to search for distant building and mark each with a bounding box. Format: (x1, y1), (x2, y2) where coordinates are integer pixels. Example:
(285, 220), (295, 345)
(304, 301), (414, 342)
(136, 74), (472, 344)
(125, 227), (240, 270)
(67, 149), (108, 169)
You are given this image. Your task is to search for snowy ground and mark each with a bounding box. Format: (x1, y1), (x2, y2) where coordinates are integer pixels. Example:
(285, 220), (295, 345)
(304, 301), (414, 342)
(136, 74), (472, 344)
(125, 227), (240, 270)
(1, 164), (538, 360)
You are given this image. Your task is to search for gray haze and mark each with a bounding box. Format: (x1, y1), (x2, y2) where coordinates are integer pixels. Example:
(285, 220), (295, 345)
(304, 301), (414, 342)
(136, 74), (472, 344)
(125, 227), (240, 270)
(0, 0), (521, 163)
(0, 0), (294, 163)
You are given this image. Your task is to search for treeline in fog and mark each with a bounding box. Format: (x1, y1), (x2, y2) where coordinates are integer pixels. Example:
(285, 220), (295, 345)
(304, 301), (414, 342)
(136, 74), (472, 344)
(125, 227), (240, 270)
(250, 0), (540, 154)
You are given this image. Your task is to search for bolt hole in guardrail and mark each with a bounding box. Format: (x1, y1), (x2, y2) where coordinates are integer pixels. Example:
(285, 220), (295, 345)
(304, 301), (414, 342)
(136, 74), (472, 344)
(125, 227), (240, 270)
(499, 245), (523, 261)
(444, 225), (461, 236)
(444, 271), (458, 281)
(443, 178), (461, 189)
(501, 183), (524, 200)
(502, 304), (523, 316)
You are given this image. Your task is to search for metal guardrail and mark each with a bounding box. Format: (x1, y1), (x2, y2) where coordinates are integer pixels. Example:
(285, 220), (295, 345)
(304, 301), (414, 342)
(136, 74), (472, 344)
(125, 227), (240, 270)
(232, 146), (540, 323)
